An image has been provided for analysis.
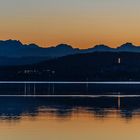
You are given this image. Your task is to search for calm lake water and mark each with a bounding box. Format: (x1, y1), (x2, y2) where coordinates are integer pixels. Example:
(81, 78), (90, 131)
(0, 96), (140, 140)
(0, 82), (140, 139)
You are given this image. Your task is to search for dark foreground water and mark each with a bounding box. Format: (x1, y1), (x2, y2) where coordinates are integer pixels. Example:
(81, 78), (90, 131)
(0, 96), (140, 140)
(1, 82), (140, 95)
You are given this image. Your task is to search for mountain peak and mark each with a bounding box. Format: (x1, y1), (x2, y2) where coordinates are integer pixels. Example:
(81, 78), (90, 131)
(117, 42), (139, 52)
(28, 43), (40, 48)
(55, 44), (74, 50)
(94, 44), (110, 49)
(0, 39), (23, 47)
(88, 44), (113, 52)
(6, 39), (22, 44)
(119, 42), (135, 48)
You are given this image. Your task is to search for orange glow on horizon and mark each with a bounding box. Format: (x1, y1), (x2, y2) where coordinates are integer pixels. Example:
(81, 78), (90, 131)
(1, 36), (140, 49)
(1, 0), (140, 49)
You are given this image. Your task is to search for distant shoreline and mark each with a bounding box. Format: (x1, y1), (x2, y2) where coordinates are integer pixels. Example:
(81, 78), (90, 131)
(0, 81), (140, 84)
(0, 95), (138, 97)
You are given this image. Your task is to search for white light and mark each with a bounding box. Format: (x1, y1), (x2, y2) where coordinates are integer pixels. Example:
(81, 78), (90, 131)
(118, 58), (121, 64)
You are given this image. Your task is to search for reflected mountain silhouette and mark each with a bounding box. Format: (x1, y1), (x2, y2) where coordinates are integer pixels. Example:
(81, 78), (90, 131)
(0, 97), (140, 121)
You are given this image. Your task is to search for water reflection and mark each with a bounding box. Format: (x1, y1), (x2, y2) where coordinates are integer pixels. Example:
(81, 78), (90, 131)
(0, 96), (140, 121)
(2, 83), (140, 95)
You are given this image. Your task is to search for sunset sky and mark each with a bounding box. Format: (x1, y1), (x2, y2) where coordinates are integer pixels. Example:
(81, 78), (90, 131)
(0, 0), (140, 48)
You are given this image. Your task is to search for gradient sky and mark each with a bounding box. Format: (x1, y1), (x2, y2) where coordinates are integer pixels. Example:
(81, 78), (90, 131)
(0, 0), (140, 48)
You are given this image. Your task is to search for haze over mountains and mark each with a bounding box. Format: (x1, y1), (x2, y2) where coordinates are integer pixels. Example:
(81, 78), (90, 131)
(0, 39), (140, 65)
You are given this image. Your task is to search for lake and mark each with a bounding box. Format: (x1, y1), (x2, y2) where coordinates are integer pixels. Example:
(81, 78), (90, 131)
(0, 82), (140, 140)
(0, 96), (140, 140)
(1, 81), (140, 95)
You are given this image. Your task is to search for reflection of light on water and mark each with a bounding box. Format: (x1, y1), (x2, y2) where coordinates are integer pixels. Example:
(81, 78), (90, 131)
(24, 83), (36, 96)
(1, 81), (140, 96)
(117, 92), (121, 110)
(0, 95), (139, 121)
(24, 83), (26, 96)
(118, 96), (120, 109)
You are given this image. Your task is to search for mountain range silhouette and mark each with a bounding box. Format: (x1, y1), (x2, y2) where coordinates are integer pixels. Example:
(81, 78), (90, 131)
(1, 40), (140, 57)
(0, 39), (140, 65)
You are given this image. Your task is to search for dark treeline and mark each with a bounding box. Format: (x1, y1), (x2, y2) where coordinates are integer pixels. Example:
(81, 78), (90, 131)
(1, 51), (140, 81)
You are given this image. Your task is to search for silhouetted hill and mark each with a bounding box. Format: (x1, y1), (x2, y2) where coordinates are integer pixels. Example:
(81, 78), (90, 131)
(117, 43), (140, 52)
(1, 51), (140, 81)
(0, 40), (79, 65)
(81, 45), (114, 53)
(1, 40), (140, 65)
(0, 40), (79, 57)
(30, 52), (140, 81)
(0, 56), (52, 66)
